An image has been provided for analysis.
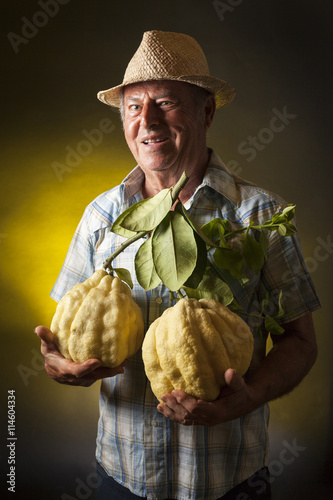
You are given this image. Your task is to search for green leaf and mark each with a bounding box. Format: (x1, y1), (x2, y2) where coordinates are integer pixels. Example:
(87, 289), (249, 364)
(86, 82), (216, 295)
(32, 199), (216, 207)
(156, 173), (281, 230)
(134, 235), (161, 291)
(285, 223), (297, 236)
(119, 188), (173, 232)
(229, 298), (243, 311)
(242, 233), (266, 274)
(113, 268), (133, 289)
(178, 203), (217, 247)
(261, 292), (271, 315)
(152, 212), (197, 291)
(281, 204), (296, 221)
(183, 274), (234, 306)
(111, 217), (138, 238)
(254, 325), (264, 344)
(183, 232), (207, 289)
(260, 204), (297, 237)
(264, 316), (285, 335)
(278, 224), (287, 236)
(277, 290), (284, 318)
(259, 230), (269, 261)
(271, 204), (296, 224)
(213, 247), (244, 279)
(261, 290), (284, 319)
(201, 218), (229, 247)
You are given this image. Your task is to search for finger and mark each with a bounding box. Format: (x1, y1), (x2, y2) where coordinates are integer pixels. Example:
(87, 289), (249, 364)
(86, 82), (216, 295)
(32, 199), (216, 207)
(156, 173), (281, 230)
(171, 390), (199, 413)
(60, 357), (102, 378)
(92, 365), (125, 379)
(157, 401), (194, 426)
(158, 393), (182, 415)
(157, 402), (171, 416)
(159, 392), (198, 425)
(157, 397), (176, 419)
(35, 325), (125, 383)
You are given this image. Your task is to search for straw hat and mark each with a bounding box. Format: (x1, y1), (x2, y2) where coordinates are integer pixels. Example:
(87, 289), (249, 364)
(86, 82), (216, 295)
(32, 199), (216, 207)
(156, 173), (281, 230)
(97, 30), (235, 109)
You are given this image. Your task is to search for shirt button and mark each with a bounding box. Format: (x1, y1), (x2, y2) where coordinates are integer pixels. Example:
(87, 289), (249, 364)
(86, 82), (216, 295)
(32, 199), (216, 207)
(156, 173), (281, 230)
(151, 419), (158, 427)
(156, 297), (163, 304)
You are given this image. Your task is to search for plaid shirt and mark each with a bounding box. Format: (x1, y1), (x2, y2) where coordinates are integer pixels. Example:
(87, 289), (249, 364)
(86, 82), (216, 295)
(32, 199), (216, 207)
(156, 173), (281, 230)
(51, 150), (320, 499)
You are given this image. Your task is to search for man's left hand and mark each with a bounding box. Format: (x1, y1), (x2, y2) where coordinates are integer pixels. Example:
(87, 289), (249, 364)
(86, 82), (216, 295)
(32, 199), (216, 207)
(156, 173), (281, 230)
(157, 368), (256, 426)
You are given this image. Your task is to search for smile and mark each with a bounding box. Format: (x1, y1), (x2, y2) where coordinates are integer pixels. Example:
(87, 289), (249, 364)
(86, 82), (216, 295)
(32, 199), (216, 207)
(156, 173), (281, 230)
(142, 138), (168, 144)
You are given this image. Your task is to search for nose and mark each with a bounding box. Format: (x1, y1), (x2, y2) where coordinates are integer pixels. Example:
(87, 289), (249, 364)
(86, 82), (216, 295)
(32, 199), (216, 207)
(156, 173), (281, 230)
(140, 100), (161, 129)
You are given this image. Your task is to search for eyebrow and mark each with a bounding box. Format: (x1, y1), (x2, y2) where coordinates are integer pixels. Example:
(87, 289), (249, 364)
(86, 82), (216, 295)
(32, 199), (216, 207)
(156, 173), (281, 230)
(125, 91), (177, 102)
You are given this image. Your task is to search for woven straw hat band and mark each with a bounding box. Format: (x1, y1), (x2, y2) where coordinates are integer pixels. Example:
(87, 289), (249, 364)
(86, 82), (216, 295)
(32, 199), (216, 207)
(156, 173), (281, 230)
(97, 30), (235, 109)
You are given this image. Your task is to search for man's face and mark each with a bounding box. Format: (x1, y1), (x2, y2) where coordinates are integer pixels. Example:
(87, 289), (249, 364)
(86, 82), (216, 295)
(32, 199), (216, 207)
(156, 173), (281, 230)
(122, 80), (213, 177)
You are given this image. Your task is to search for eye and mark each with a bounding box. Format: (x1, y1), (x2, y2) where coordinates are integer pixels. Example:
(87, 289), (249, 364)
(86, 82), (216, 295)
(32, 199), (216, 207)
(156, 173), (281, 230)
(129, 104), (141, 111)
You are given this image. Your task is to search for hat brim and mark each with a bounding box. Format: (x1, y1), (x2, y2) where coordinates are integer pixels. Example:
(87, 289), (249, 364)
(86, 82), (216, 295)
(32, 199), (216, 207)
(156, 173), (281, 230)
(97, 75), (235, 109)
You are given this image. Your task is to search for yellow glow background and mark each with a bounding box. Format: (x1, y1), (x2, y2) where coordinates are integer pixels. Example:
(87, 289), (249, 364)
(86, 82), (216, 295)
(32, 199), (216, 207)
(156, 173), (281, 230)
(1, 1), (332, 499)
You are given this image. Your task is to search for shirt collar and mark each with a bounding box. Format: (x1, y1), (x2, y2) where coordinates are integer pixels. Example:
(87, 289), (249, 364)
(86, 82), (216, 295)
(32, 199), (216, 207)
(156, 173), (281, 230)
(121, 165), (145, 202)
(183, 149), (244, 208)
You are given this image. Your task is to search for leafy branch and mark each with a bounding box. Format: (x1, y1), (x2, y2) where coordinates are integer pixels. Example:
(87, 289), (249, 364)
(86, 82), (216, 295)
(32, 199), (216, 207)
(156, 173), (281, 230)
(103, 171), (297, 337)
(103, 171), (190, 279)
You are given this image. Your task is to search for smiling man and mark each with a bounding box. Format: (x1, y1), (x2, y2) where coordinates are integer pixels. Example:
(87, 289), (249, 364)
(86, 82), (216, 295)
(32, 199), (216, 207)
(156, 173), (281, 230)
(122, 80), (215, 202)
(36, 31), (320, 500)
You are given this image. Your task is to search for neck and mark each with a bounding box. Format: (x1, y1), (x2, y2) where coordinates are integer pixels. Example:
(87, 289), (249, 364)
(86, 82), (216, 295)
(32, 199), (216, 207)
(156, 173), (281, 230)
(142, 149), (210, 203)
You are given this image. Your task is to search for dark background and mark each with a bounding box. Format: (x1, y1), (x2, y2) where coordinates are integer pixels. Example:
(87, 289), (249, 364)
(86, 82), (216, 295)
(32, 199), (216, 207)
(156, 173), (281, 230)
(1, 1), (332, 499)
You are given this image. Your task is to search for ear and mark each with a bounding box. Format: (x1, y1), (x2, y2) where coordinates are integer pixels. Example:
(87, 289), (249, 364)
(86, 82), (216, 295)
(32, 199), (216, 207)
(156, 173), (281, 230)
(204, 94), (216, 130)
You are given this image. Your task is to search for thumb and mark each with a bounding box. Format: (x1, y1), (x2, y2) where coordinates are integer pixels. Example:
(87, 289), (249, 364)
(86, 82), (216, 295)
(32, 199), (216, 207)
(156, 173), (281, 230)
(35, 325), (54, 345)
(34, 325), (61, 357)
(224, 368), (244, 391)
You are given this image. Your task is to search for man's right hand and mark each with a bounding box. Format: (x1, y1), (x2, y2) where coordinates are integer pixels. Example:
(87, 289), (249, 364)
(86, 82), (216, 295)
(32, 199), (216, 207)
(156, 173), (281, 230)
(35, 326), (125, 387)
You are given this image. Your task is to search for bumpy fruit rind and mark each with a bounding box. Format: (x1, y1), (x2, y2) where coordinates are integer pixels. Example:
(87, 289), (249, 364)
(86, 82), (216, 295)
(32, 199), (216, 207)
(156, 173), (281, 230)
(51, 270), (144, 367)
(142, 298), (253, 401)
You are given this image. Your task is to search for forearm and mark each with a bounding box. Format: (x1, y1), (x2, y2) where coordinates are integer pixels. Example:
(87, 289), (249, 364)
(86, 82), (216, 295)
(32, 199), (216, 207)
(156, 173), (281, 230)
(247, 314), (318, 408)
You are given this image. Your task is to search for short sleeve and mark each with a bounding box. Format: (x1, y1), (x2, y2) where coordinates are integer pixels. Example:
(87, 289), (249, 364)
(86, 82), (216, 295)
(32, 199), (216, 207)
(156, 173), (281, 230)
(50, 208), (95, 302)
(259, 229), (321, 324)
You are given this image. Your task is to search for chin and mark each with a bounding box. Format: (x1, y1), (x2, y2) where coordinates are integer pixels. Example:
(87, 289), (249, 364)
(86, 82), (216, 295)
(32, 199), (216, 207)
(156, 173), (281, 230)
(140, 158), (178, 173)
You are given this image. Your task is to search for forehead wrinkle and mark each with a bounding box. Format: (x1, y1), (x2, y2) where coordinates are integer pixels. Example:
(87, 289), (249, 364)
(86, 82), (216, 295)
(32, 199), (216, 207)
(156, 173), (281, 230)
(125, 90), (178, 103)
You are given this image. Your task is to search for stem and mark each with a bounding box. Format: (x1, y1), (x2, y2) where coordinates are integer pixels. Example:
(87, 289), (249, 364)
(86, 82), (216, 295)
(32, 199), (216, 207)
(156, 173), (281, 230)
(172, 171), (189, 201)
(103, 230), (148, 271)
(103, 171), (190, 272)
(233, 310), (263, 319)
(177, 289), (186, 300)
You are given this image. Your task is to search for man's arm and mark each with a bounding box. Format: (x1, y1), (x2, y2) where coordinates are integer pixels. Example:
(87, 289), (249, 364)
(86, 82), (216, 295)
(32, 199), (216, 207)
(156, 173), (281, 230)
(157, 312), (318, 426)
(35, 326), (125, 387)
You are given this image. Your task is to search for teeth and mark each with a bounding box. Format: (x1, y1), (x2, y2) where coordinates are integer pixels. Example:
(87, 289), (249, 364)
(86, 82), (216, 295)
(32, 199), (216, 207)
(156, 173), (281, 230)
(143, 138), (166, 144)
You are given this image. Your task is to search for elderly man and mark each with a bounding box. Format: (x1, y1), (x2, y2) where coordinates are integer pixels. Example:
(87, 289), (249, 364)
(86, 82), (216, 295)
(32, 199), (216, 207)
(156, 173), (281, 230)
(36, 31), (320, 499)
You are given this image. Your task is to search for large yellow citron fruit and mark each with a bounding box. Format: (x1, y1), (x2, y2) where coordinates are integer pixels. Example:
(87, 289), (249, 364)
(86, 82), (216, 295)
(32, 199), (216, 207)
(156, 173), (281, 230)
(50, 270), (144, 367)
(142, 298), (254, 401)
